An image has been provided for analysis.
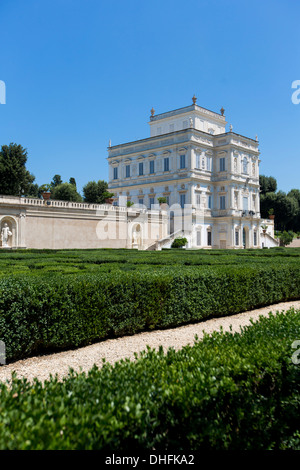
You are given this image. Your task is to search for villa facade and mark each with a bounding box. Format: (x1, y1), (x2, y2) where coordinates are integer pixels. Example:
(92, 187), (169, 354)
(108, 97), (277, 249)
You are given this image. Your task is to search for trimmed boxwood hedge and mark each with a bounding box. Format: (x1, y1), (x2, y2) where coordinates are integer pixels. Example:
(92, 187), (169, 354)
(0, 309), (299, 450)
(0, 261), (300, 363)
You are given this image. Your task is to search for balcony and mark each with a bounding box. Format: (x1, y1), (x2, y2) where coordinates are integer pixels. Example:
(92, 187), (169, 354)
(210, 209), (259, 218)
(241, 210), (255, 217)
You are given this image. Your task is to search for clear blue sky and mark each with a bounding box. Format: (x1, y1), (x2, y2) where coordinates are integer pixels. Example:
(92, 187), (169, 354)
(0, 0), (299, 195)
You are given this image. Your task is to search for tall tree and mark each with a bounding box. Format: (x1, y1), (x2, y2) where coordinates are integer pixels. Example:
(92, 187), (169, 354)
(69, 177), (77, 189)
(51, 174), (63, 188)
(259, 175), (277, 195)
(83, 180), (111, 204)
(287, 189), (300, 232)
(51, 183), (82, 202)
(0, 143), (36, 196)
(260, 191), (298, 231)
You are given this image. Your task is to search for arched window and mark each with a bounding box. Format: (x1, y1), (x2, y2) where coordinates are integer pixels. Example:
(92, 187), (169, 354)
(253, 230), (257, 246)
(207, 227), (212, 246)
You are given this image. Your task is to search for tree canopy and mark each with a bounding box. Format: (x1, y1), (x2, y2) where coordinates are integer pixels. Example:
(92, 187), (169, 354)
(260, 175), (300, 232)
(82, 180), (112, 204)
(51, 174), (63, 188)
(51, 182), (83, 202)
(69, 177), (77, 188)
(0, 143), (37, 197)
(259, 175), (277, 195)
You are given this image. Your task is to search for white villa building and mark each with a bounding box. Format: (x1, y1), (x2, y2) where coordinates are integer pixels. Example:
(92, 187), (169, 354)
(108, 96), (277, 249)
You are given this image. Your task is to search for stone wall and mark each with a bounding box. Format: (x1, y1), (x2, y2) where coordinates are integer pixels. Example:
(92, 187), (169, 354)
(0, 196), (167, 250)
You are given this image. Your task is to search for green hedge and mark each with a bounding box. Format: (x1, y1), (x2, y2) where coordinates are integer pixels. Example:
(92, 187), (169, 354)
(1, 262), (300, 363)
(0, 309), (299, 450)
(0, 247), (300, 277)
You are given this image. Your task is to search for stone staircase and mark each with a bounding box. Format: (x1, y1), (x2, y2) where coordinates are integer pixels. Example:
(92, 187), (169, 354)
(146, 229), (185, 251)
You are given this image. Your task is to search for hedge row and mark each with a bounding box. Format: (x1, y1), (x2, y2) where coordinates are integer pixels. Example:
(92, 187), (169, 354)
(1, 262), (300, 362)
(0, 309), (299, 450)
(1, 247), (300, 278)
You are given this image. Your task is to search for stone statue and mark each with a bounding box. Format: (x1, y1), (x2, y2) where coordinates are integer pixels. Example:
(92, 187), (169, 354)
(189, 117), (193, 128)
(132, 230), (138, 245)
(132, 225), (141, 248)
(1, 223), (12, 247)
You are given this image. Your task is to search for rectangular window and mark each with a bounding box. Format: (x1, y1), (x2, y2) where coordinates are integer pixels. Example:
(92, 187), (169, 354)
(138, 198), (144, 206)
(208, 195), (212, 209)
(196, 153), (201, 169)
(180, 193), (186, 208)
(207, 231), (212, 246)
(169, 124), (174, 132)
(166, 196), (170, 205)
(235, 231), (239, 246)
(149, 197), (154, 208)
(220, 157), (225, 172)
(206, 157), (211, 171)
(196, 194), (201, 207)
(197, 231), (201, 246)
(180, 154), (186, 169)
(113, 167), (118, 180)
(254, 231), (257, 246)
(139, 162), (143, 176)
(149, 160), (155, 174)
(126, 165), (130, 178)
(243, 197), (248, 211)
(220, 195), (226, 210)
(164, 157), (169, 172)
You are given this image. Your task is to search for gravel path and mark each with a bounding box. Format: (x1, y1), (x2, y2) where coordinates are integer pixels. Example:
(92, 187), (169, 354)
(1, 300), (300, 384)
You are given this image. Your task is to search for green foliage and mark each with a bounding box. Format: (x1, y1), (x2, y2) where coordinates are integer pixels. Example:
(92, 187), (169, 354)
(287, 189), (300, 232)
(82, 180), (109, 204)
(259, 174), (277, 194)
(51, 182), (82, 202)
(0, 248), (300, 363)
(259, 176), (300, 232)
(102, 190), (114, 200)
(50, 175), (63, 188)
(69, 177), (76, 188)
(260, 191), (298, 231)
(39, 183), (51, 192)
(279, 230), (295, 246)
(0, 143), (37, 197)
(157, 197), (167, 204)
(171, 237), (188, 248)
(127, 200), (134, 207)
(0, 309), (299, 450)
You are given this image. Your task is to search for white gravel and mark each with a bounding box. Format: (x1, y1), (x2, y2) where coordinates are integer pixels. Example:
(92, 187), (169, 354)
(1, 300), (299, 384)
